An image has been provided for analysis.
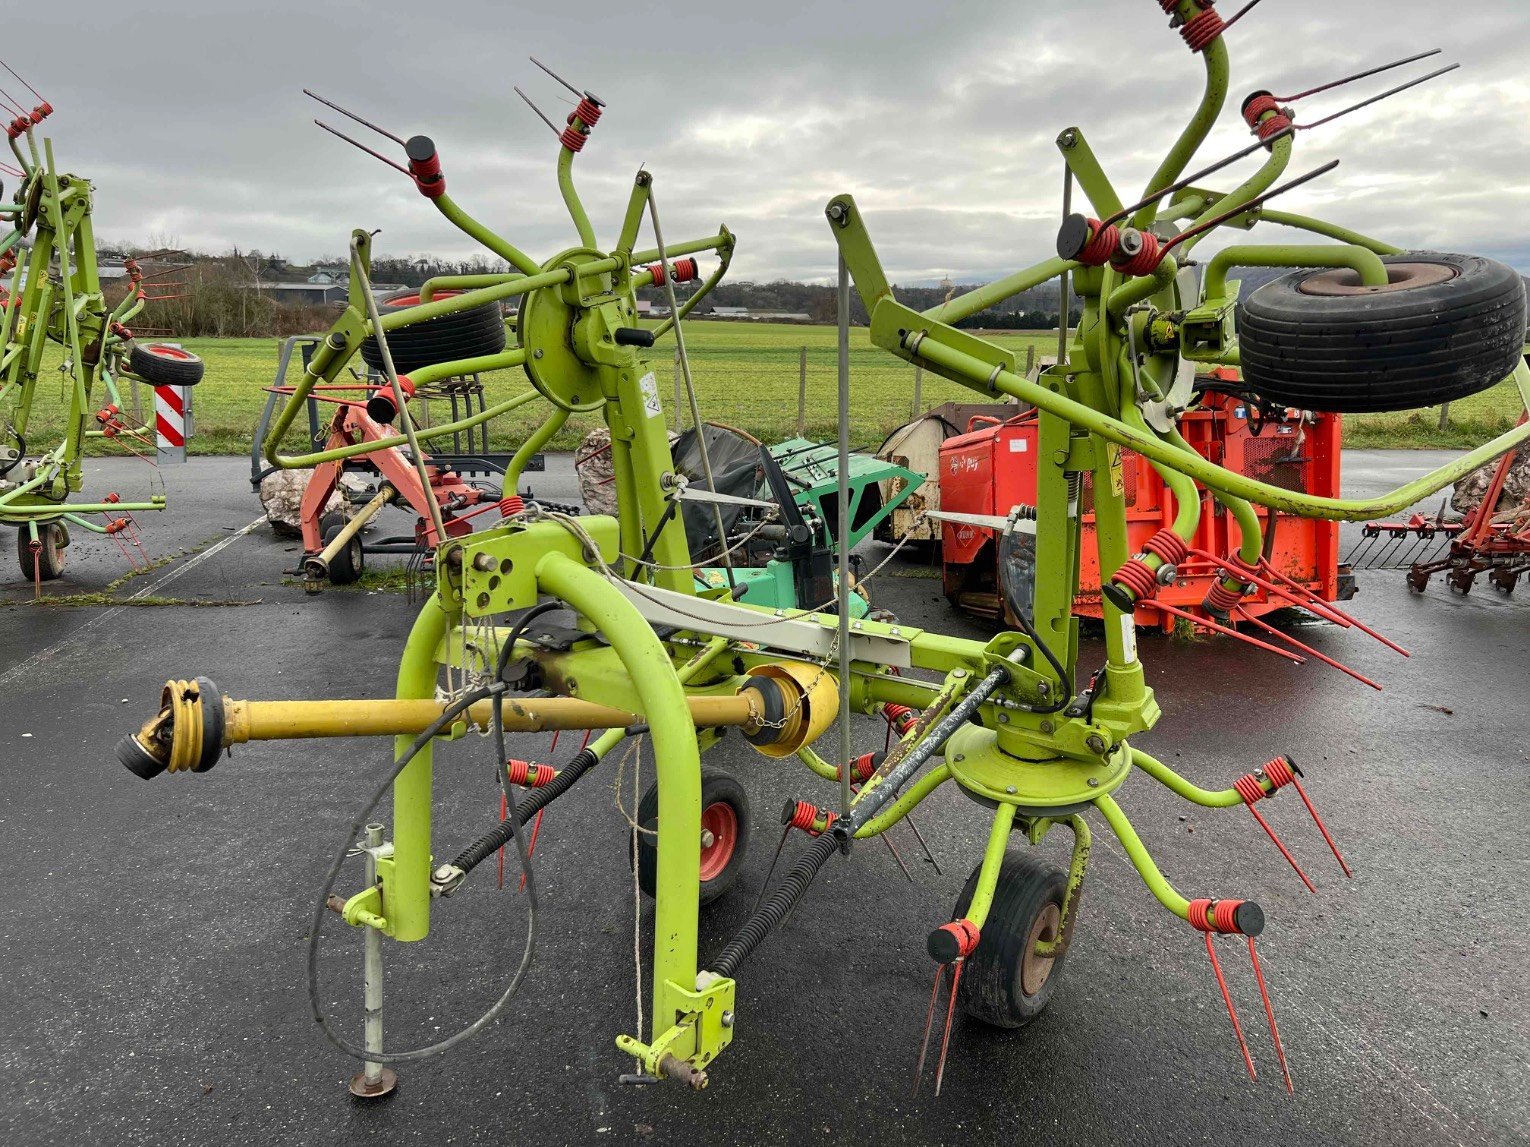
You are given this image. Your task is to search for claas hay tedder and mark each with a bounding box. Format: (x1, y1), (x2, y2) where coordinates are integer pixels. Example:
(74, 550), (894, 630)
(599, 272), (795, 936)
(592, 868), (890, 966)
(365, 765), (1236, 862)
(0, 62), (202, 587)
(117, 5), (1530, 1102)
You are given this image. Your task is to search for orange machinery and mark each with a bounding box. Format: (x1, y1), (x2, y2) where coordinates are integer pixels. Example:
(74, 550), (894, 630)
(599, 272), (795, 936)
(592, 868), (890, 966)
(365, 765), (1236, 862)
(938, 391), (1350, 630)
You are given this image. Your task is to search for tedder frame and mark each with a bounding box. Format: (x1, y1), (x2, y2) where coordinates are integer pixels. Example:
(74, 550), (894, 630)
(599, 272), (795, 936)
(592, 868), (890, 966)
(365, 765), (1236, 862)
(0, 72), (196, 582)
(119, 13), (1530, 1100)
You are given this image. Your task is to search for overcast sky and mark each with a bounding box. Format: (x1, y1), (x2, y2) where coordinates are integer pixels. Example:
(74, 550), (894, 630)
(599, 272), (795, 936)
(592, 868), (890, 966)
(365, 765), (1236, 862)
(13, 0), (1530, 285)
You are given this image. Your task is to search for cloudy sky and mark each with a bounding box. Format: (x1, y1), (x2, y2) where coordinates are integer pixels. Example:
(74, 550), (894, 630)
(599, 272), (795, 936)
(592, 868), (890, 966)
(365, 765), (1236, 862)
(14, 0), (1530, 285)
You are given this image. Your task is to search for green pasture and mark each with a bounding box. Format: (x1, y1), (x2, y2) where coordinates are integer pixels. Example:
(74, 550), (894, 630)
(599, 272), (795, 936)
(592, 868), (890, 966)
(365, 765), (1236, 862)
(15, 322), (1526, 457)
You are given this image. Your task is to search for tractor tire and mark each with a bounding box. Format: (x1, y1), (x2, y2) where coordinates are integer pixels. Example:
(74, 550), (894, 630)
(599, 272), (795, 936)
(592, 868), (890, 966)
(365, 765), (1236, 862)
(1236, 253), (1526, 414)
(359, 289), (507, 376)
(129, 343), (206, 386)
(952, 848), (1073, 1029)
(634, 766), (750, 907)
(320, 512), (364, 585)
(17, 520), (67, 581)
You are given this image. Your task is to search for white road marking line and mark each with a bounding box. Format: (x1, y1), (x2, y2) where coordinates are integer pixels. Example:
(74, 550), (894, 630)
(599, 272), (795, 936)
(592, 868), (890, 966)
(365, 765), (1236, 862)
(0, 516), (265, 688)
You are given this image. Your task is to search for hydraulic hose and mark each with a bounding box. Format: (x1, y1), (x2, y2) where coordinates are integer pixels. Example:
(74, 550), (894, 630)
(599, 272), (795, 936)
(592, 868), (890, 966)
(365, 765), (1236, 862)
(711, 829), (842, 979)
(451, 737), (610, 873)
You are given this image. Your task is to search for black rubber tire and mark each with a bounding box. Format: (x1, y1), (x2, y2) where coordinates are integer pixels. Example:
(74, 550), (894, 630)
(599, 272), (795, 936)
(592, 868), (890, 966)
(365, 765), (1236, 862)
(634, 766), (750, 907)
(359, 289), (507, 376)
(1236, 253), (1526, 414)
(17, 520), (67, 581)
(320, 511), (364, 585)
(129, 343), (205, 386)
(953, 848), (1072, 1029)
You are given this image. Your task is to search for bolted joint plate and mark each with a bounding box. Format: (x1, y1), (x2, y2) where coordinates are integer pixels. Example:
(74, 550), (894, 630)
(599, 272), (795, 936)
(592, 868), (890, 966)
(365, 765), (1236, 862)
(617, 975), (736, 1078)
(518, 247), (637, 412)
(945, 724), (1131, 812)
(441, 517), (620, 618)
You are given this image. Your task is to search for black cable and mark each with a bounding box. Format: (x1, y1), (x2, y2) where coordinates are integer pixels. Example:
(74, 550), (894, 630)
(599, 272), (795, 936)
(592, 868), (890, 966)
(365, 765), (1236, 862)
(496, 600), (562, 681)
(305, 680), (539, 1064)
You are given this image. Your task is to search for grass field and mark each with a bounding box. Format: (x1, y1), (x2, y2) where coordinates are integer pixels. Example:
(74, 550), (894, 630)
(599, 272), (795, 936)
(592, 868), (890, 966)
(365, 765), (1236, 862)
(14, 323), (1527, 457)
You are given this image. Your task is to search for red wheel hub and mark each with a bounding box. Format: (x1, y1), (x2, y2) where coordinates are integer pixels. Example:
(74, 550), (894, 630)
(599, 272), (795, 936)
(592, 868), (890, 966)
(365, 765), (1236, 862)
(384, 290), (462, 308)
(147, 344), (194, 360)
(697, 801), (738, 882)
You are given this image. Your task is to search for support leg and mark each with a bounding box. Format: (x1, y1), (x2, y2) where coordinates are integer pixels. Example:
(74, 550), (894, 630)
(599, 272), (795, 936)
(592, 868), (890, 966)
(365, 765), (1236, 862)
(349, 823), (398, 1099)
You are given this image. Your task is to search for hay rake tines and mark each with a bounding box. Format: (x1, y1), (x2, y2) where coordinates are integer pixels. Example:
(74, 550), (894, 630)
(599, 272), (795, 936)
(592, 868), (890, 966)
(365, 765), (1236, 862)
(1344, 503), (1462, 571)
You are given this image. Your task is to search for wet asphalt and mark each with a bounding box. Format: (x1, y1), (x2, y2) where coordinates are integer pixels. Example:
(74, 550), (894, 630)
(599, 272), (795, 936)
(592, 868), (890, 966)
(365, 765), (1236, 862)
(0, 451), (1525, 1146)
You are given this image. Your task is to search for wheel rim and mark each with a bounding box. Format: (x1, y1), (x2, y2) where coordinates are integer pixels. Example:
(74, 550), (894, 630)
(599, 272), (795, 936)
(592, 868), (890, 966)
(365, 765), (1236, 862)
(1020, 901), (1062, 997)
(1298, 262), (1456, 297)
(146, 344), (195, 361)
(385, 290), (462, 308)
(697, 801), (739, 882)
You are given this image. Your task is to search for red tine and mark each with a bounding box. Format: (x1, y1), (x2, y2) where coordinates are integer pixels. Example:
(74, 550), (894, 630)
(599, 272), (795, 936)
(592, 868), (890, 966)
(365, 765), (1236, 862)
(933, 960), (965, 1096)
(912, 964), (945, 1094)
(1247, 938), (1294, 1094)
(1143, 600), (1306, 664)
(1204, 933), (1258, 1081)
(1288, 774), (1354, 878)
(1244, 802), (1318, 894)
(1235, 608), (1382, 690)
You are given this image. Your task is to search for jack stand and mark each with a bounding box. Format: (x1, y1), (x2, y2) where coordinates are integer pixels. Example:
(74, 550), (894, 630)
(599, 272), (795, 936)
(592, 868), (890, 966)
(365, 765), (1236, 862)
(348, 823), (398, 1100)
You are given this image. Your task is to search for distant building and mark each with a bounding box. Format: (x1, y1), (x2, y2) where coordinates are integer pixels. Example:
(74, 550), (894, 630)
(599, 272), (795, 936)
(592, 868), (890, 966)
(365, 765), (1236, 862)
(708, 306), (811, 322)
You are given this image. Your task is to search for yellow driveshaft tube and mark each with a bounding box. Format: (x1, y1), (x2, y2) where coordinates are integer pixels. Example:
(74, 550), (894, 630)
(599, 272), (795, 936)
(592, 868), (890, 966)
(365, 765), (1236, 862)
(116, 664), (835, 781)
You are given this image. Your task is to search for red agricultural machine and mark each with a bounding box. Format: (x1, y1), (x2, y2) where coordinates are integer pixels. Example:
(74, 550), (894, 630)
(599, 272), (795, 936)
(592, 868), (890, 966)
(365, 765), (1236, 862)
(1348, 410), (1530, 595)
(886, 369), (1402, 685)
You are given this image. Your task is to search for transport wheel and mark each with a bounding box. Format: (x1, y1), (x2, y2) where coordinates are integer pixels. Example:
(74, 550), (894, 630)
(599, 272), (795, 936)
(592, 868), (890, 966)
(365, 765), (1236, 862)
(952, 848), (1073, 1029)
(1237, 253), (1525, 413)
(17, 521), (67, 580)
(634, 767), (750, 907)
(359, 289), (507, 376)
(129, 342), (206, 386)
(321, 511), (364, 585)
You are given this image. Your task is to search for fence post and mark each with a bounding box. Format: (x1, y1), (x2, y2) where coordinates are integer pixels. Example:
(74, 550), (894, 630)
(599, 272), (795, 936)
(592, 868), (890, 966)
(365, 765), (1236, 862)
(912, 365), (923, 419)
(1025, 344), (1036, 376)
(1437, 402), (1452, 432)
(797, 345), (808, 437)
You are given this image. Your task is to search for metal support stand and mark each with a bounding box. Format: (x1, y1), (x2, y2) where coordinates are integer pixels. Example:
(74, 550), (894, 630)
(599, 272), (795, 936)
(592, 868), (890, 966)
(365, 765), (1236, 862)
(349, 822), (398, 1099)
(836, 253), (854, 818)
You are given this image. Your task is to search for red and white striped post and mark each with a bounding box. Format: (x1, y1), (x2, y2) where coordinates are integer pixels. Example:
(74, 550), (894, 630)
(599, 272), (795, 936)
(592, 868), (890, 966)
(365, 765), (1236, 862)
(154, 385), (188, 464)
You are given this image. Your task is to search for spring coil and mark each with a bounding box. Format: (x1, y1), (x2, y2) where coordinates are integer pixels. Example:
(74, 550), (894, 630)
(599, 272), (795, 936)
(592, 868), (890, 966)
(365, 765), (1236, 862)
(1204, 577), (1247, 613)
(646, 262), (667, 287)
(883, 703), (918, 737)
(1112, 231), (1164, 278)
(1181, 6), (1226, 51)
(785, 800), (836, 834)
(1242, 92), (1281, 127)
(672, 257), (699, 283)
(838, 752), (882, 784)
(559, 125), (588, 153)
(1111, 558), (1160, 602)
(573, 97), (602, 128)
(1142, 528), (1189, 567)
(1188, 898), (1247, 935)
(1078, 219), (1121, 267)
(505, 759), (555, 788)
(498, 494), (526, 519)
